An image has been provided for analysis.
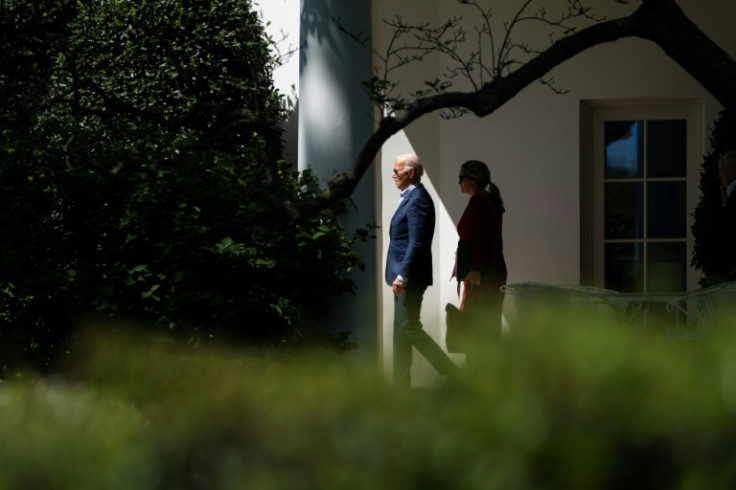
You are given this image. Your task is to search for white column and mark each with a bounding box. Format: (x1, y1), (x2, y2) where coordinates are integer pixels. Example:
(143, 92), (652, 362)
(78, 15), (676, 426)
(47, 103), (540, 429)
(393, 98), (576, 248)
(299, 0), (377, 357)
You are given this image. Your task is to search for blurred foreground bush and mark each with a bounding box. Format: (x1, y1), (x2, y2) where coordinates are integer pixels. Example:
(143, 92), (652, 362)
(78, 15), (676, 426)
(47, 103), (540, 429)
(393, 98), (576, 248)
(3, 312), (736, 489)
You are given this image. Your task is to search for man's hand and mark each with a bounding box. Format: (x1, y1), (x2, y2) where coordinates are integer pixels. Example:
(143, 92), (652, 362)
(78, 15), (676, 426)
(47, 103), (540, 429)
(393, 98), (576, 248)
(392, 278), (405, 296)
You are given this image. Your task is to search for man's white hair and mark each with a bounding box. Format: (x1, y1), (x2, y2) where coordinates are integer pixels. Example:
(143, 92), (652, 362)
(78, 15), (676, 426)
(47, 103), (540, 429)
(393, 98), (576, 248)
(396, 153), (423, 180)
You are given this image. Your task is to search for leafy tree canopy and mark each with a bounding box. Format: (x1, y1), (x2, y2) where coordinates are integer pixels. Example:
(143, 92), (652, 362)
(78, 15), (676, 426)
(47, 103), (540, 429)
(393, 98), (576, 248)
(0, 0), (366, 372)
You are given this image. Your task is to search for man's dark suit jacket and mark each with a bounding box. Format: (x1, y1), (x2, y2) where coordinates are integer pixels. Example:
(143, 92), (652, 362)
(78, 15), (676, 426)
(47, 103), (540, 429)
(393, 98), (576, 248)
(385, 183), (435, 287)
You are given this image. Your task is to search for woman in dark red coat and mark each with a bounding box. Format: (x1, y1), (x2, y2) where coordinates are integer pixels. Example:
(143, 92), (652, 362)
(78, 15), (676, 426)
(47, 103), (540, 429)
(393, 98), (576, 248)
(455, 160), (507, 367)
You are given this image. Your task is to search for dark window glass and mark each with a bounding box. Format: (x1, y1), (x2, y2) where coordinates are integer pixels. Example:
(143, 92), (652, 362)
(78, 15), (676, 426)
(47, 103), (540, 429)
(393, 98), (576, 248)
(647, 242), (686, 291)
(605, 121), (643, 178)
(647, 120), (687, 178)
(647, 182), (686, 238)
(605, 182), (644, 239)
(605, 243), (644, 292)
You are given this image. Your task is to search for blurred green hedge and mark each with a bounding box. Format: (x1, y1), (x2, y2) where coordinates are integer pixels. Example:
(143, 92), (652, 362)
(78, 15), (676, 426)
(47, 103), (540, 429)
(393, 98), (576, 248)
(2, 312), (736, 489)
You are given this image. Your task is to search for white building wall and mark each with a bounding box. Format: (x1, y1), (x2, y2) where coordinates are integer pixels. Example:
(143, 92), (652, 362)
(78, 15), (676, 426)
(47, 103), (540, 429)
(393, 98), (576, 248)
(374, 0), (736, 386)
(262, 0), (736, 385)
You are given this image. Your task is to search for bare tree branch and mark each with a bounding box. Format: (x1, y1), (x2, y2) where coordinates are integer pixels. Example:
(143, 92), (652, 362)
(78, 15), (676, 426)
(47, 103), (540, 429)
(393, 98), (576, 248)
(287, 0), (736, 222)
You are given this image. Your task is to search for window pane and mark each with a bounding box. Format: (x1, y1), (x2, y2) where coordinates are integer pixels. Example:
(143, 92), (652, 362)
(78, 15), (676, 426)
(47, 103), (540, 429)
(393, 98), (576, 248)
(647, 182), (686, 238)
(605, 182), (644, 239)
(605, 243), (644, 292)
(605, 121), (643, 178)
(647, 242), (686, 292)
(647, 120), (687, 178)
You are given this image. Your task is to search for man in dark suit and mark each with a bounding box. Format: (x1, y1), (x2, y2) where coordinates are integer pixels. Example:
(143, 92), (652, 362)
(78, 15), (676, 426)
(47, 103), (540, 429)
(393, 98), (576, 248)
(386, 154), (457, 388)
(718, 150), (736, 281)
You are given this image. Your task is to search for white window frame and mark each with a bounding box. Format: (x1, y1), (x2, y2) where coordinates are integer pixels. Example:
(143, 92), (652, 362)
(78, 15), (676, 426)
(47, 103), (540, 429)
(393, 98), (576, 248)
(580, 98), (704, 292)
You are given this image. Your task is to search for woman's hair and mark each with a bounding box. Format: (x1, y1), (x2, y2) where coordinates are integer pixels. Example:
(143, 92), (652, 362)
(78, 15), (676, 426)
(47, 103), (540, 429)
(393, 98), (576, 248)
(461, 159), (505, 213)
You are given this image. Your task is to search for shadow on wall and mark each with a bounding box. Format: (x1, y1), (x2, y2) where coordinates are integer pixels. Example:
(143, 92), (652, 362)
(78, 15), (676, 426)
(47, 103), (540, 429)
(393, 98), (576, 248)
(300, 0), (346, 75)
(300, 0), (372, 77)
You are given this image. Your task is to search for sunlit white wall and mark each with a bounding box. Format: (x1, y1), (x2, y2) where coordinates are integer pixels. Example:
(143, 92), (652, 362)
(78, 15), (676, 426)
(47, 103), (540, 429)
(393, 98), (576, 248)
(374, 0), (736, 385)
(259, 0), (736, 386)
(433, 0), (734, 288)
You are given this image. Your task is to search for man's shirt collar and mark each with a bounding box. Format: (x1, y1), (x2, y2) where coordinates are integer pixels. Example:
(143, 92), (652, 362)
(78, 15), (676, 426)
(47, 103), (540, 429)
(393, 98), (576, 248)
(400, 184), (417, 199)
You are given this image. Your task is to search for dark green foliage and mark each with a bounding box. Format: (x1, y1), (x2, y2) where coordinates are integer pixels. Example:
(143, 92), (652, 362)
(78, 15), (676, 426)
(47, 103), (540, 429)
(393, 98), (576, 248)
(6, 318), (736, 489)
(0, 0), (366, 372)
(691, 111), (736, 286)
(0, 0), (78, 129)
